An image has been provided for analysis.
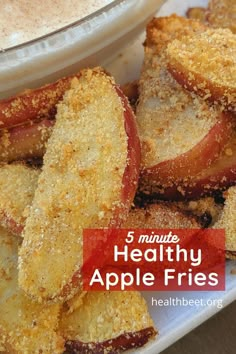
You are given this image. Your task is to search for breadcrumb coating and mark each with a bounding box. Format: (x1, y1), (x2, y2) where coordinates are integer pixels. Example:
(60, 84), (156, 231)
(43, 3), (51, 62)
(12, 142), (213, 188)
(1, 169), (200, 237)
(167, 28), (236, 111)
(0, 164), (39, 235)
(175, 197), (223, 227)
(60, 291), (156, 344)
(136, 15), (219, 170)
(123, 203), (200, 229)
(19, 68), (131, 303)
(206, 0), (236, 33)
(0, 75), (78, 129)
(0, 227), (63, 353)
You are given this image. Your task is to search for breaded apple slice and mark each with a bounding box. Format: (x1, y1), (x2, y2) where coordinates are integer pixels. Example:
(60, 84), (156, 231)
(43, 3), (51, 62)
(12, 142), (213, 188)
(0, 227), (63, 353)
(154, 131), (236, 201)
(0, 81), (133, 164)
(0, 164), (39, 235)
(214, 186), (236, 257)
(167, 28), (236, 112)
(136, 15), (233, 195)
(60, 291), (156, 354)
(0, 225), (155, 353)
(19, 68), (140, 303)
(206, 0), (236, 34)
(0, 75), (79, 129)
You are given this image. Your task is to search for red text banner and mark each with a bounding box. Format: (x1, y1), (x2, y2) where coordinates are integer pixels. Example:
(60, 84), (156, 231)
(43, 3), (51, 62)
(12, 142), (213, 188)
(82, 229), (225, 291)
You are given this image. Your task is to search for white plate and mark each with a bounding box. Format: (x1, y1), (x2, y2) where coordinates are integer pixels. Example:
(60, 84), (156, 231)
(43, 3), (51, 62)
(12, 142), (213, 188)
(105, 0), (236, 352)
(140, 262), (236, 353)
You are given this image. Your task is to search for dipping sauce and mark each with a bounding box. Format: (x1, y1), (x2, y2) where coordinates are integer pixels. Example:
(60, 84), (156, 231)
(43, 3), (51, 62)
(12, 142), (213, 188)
(0, 0), (113, 49)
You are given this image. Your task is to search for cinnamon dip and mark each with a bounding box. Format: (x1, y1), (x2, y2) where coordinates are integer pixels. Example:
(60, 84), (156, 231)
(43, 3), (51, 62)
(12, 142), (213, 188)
(1, 0), (113, 49)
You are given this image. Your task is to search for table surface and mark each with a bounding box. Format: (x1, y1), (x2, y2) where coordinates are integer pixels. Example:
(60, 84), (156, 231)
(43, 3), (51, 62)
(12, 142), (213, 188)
(162, 301), (236, 354)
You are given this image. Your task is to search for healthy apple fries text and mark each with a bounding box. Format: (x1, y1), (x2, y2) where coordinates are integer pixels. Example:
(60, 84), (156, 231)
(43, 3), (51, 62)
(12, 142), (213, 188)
(0, 9), (236, 353)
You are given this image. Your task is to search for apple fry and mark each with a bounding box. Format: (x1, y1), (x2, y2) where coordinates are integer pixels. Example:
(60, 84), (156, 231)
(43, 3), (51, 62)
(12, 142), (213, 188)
(60, 291), (156, 354)
(167, 28), (236, 112)
(0, 164), (39, 235)
(0, 75), (78, 129)
(0, 74), (136, 132)
(19, 68), (140, 303)
(153, 143), (236, 201)
(0, 119), (54, 162)
(148, 128), (236, 201)
(136, 15), (233, 196)
(206, 0), (236, 34)
(0, 81), (136, 164)
(0, 227), (64, 353)
(0, 219), (155, 354)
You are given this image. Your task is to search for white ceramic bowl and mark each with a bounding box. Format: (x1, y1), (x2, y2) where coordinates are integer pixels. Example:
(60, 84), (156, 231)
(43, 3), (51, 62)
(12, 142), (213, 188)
(0, 0), (165, 99)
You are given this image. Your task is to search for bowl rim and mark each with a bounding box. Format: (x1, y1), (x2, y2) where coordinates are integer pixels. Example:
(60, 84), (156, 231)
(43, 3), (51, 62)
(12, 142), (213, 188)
(0, 0), (125, 54)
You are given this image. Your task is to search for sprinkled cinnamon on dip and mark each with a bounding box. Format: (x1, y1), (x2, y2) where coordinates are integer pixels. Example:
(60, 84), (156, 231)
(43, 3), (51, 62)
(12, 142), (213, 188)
(0, 0), (113, 49)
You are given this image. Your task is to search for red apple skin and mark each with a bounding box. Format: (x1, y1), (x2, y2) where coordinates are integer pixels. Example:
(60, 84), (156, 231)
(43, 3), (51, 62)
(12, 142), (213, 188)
(0, 75), (79, 129)
(168, 64), (236, 113)
(112, 85), (141, 224)
(0, 119), (54, 162)
(0, 213), (24, 236)
(145, 132), (236, 201)
(65, 327), (157, 354)
(0, 86), (141, 241)
(140, 112), (234, 194)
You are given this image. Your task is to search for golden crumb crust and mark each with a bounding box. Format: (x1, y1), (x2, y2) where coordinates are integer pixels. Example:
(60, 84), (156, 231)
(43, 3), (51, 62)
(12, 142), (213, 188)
(59, 291), (156, 345)
(175, 197), (223, 227)
(214, 186), (236, 251)
(206, 0), (236, 33)
(167, 28), (236, 111)
(19, 68), (131, 303)
(123, 203), (200, 229)
(0, 164), (39, 235)
(136, 15), (220, 170)
(0, 227), (63, 353)
(0, 75), (78, 129)
(1, 171), (200, 237)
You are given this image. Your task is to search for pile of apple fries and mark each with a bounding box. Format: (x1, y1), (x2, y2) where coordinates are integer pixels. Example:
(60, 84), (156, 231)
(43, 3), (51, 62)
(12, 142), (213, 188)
(187, 0), (236, 34)
(0, 1), (236, 352)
